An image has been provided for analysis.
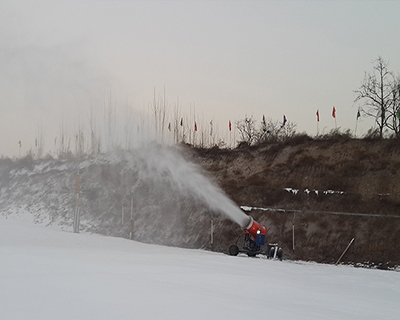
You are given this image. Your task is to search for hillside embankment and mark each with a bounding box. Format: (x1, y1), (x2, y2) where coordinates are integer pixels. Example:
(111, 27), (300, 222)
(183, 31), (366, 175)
(190, 138), (400, 269)
(1, 138), (399, 269)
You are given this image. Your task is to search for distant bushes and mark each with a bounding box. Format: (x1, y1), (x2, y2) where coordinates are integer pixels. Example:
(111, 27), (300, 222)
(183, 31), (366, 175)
(247, 127), (400, 149)
(2, 126), (400, 162)
(318, 128), (354, 141)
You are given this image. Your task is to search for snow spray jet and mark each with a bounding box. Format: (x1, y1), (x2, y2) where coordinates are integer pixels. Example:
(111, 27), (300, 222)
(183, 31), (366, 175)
(137, 145), (250, 228)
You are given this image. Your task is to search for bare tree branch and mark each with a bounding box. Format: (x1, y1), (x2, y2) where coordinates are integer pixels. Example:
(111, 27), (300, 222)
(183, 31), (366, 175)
(354, 57), (395, 138)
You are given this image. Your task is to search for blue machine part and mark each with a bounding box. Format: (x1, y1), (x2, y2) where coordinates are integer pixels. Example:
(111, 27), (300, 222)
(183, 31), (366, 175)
(256, 234), (265, 246)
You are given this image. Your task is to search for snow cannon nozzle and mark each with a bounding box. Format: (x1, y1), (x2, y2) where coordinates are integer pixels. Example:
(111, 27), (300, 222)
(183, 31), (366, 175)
(244, 216), (267, 238)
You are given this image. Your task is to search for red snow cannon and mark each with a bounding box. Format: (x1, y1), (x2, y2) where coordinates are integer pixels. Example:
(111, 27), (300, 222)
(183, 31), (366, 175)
(228, 216), (282, 259)
(245, 216), (267, 242)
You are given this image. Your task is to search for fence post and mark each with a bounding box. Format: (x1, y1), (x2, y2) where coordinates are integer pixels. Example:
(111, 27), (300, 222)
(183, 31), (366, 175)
(336, 238), (355, 265)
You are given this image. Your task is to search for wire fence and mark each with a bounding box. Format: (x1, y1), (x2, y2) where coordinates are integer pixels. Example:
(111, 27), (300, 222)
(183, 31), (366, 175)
(241, 206), (400, 219)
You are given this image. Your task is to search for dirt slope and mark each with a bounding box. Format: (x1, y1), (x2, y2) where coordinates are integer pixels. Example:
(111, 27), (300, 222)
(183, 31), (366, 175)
(189, 138), (400, 269)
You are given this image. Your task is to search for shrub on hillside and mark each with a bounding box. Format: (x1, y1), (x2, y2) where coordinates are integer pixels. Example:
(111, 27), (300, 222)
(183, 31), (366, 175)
(283, 133), (313, 146)
(17, 153), (34, 168)
(362, 127), (381, 140)
(318, 128), (354, 141)
(0, 156), (14, 166)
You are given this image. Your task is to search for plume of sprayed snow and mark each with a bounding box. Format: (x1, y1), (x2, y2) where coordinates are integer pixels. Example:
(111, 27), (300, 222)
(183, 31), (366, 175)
(136, 145), (250, 228)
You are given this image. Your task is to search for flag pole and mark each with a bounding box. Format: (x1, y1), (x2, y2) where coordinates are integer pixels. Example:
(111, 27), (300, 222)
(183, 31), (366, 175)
(229, 120), (232, 148)
(355, 118), (358, 137)
(355, 109), (361, 137)
(333, 106), (337, 129)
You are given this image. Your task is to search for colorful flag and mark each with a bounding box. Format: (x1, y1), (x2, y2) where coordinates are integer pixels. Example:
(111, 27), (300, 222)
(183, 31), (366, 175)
(229, 120), (232, 131)
(262, 115), (266, 126)
(316, 110), (319, 122)
(283, 115), (287, 126)
(357, 110), (361, 120)
(332, 106), (336, 118)
(194, 122), (197, 132)
(168, 123), (171, 131)
(180, 118), (183, 126)
(18, 140), (22, 148)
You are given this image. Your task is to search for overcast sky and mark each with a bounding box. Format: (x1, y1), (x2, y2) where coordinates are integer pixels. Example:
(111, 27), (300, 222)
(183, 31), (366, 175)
(1, 0), (400, 157)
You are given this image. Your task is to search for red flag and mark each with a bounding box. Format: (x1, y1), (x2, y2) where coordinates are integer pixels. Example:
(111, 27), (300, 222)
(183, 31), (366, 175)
(229, 120), (231, 131)
(332, 106), (336, 118)
(194, 122), (197, 132)
(316, 110), (319, 122)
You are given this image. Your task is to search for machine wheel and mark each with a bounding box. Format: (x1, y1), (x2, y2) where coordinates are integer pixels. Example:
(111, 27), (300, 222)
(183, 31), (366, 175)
(268, 246), (275, 259)
(247, 252), (257, 257)
(228, 245), (239, 256)
(277, 248), (283, 261)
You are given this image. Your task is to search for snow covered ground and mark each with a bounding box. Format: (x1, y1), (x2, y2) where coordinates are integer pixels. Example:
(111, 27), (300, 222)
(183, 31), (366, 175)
(1, 218), (399, 320)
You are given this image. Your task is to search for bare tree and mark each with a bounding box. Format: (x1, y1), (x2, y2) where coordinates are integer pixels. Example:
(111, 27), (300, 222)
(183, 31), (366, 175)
(58, 120), (66, 158)
(36, 125), (45, 159)
(74, 121), (85, 158)
(236, 115), (257, 145)
(257, 117), (297, 143)
(122, 101), (135, 150)
(160, 87), (168, 143)
(172, 102), (182, 144)
(153, 87), (168, 144)
(89, 104), (102, 155)
(386, 77), (400, 137)
(104, 92), (116, 152)
(153, 88), (160, 142)
(279, 121), (297, 140)
(354, 57), (395, 138)
(258, 118), (280, 143)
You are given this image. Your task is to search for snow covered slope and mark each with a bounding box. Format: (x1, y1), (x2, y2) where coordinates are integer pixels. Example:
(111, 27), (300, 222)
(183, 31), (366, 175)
(0, 149), (244, 250)
(1, 218), (399, 320)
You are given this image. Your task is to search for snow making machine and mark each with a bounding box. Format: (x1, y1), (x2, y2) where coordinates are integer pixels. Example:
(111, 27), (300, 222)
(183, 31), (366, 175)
(228, 216), (283, 259)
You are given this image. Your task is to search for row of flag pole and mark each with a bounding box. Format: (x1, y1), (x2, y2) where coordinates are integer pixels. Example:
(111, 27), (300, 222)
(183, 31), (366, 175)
(316, 106), (339, 134)
(167, 115), (288, 135)
(17, 107), (400, 152)
(316, 106), (338, 122)
(317, 106), (366, 136)
(165, 108), (365, 132)
(169, 106), (397, 132)
(316, 106), (365, 122)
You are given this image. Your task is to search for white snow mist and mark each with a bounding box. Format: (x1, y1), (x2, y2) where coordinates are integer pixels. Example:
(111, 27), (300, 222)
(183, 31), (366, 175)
(137, 145), (250, 228)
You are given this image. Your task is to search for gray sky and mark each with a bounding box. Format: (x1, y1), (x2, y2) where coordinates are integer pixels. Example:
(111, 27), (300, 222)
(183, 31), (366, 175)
(1, 0), (400, 157)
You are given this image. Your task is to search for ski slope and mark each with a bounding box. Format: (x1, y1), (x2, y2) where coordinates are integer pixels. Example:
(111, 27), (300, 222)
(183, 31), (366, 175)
(1, 218), (399, 320)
